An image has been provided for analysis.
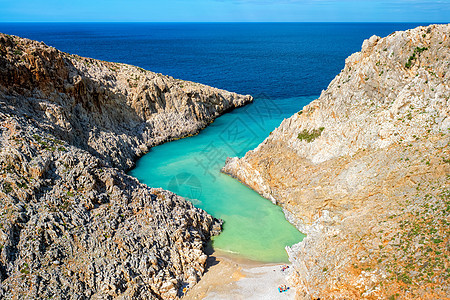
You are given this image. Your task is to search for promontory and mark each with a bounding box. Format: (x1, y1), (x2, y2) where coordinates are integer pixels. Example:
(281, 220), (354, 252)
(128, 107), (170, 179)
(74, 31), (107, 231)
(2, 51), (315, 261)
(223, 24), (449, 299)
(0, 33), (252, 299)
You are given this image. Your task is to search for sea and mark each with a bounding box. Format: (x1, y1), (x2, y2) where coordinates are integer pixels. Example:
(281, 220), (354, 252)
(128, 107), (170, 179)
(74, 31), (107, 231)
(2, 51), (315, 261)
(0, 22), (431, 262)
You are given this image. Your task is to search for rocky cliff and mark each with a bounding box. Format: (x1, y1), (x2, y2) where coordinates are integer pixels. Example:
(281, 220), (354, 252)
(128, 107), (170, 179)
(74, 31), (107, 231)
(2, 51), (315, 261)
(0, 33), (252, 170)
(0, 33), (252, 299)
(223, 24), (449, 299)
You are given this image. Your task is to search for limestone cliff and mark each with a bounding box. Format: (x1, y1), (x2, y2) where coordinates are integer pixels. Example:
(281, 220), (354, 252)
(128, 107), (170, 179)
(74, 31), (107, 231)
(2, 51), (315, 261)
(223, 24), (449, 299)
(0, 33), (251, 299)
(0, 33), (252, 170)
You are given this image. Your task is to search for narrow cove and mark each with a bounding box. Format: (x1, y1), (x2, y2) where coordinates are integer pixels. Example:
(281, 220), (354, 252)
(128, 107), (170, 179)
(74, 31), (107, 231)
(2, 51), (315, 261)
(130, 96), (315, 263)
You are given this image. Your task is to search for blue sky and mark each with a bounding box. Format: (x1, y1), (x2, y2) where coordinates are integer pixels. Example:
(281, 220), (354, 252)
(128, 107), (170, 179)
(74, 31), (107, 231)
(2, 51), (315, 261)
(0, 0), (448, 22)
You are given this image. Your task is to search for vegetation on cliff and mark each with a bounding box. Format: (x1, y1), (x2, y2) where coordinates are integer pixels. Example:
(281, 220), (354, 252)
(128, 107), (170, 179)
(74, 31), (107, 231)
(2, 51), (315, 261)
(223, 24), (449, 299)
(0, 33), (251, 299)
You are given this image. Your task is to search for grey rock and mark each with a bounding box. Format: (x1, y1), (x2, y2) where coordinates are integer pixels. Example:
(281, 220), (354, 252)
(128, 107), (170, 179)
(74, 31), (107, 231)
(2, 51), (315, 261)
(222, 24), (450, 299)
(0, 32), (248, 299)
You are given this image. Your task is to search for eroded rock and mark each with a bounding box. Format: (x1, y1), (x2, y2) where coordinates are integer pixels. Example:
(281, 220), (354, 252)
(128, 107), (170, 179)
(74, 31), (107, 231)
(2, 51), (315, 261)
(223, 24), (450, 299)
(0, 32), (247, 299)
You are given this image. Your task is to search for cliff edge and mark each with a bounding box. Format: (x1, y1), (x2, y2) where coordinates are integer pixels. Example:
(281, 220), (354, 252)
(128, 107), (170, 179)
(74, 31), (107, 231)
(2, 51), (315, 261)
(223, 24), (449, 299)
(0, 33), (252, 170)
(0, 33), (252, 299)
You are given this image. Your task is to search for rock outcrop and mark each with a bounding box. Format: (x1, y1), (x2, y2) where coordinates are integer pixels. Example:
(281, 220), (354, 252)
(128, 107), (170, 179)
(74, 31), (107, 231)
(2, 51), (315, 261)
(223, 24), (449, 299)
(0, 33), (252, 170)
(0, 33), (251, 299)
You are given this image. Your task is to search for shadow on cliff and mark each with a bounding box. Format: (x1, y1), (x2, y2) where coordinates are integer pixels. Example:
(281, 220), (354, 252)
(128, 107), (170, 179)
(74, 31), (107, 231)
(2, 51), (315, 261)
(0, 43), (146, 170)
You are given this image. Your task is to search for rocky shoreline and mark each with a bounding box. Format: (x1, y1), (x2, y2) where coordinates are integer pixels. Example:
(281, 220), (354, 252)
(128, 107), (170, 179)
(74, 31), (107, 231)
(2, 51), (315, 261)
(223, 24), (449, 299)
(0, 33), (252, 299)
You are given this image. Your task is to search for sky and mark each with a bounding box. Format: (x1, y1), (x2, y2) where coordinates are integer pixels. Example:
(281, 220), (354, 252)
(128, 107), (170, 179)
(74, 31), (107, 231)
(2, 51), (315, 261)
(0, 0), (448, 22)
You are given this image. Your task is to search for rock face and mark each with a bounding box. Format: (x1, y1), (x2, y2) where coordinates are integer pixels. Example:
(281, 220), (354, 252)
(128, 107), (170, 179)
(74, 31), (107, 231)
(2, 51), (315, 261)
(223, 24), (449, 299)
(0, 33), (252, 170)
(0, 33), (251, 299)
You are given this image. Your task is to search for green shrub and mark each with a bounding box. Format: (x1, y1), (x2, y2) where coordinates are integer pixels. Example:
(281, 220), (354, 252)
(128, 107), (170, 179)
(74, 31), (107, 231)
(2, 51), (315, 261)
(297, 127), (324, 142)
(20, 263), (30, 274)
(398, 273), (412, 284)
(405, 46), (428, 68)
(3, 182), (12, 194)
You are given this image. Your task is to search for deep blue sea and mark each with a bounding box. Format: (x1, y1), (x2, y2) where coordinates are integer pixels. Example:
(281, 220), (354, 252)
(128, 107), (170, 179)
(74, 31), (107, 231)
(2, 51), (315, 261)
(0, 22), (431, 262)
(0, 23), (428, 99)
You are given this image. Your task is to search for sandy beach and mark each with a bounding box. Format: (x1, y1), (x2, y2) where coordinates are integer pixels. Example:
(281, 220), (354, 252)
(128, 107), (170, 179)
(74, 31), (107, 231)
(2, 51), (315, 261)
(183, 250), (296, 300)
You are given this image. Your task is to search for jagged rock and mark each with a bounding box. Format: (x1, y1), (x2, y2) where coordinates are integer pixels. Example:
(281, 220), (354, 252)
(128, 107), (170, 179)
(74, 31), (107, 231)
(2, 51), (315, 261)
(0, 32), (249, 299)
(223, 24), (449, 299)
(0, 33), (252, 170)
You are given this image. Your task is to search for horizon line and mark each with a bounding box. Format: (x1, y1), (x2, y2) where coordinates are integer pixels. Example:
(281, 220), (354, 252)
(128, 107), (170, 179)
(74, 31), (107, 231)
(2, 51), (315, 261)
(1, 21), (447, 24)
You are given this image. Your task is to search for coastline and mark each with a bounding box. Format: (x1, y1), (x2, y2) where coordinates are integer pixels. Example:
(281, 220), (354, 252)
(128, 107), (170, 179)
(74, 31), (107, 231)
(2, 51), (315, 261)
(2, 23), (448, 299)
(220, 24), (450, 299)
(183, 250), (296, 300)
(0, 32), (252, 299)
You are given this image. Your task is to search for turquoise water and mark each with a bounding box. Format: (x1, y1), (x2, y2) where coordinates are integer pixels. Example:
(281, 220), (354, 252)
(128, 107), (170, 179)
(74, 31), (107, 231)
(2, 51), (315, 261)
(3, 22), (429, 262)
(130, 96), (315, 263)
